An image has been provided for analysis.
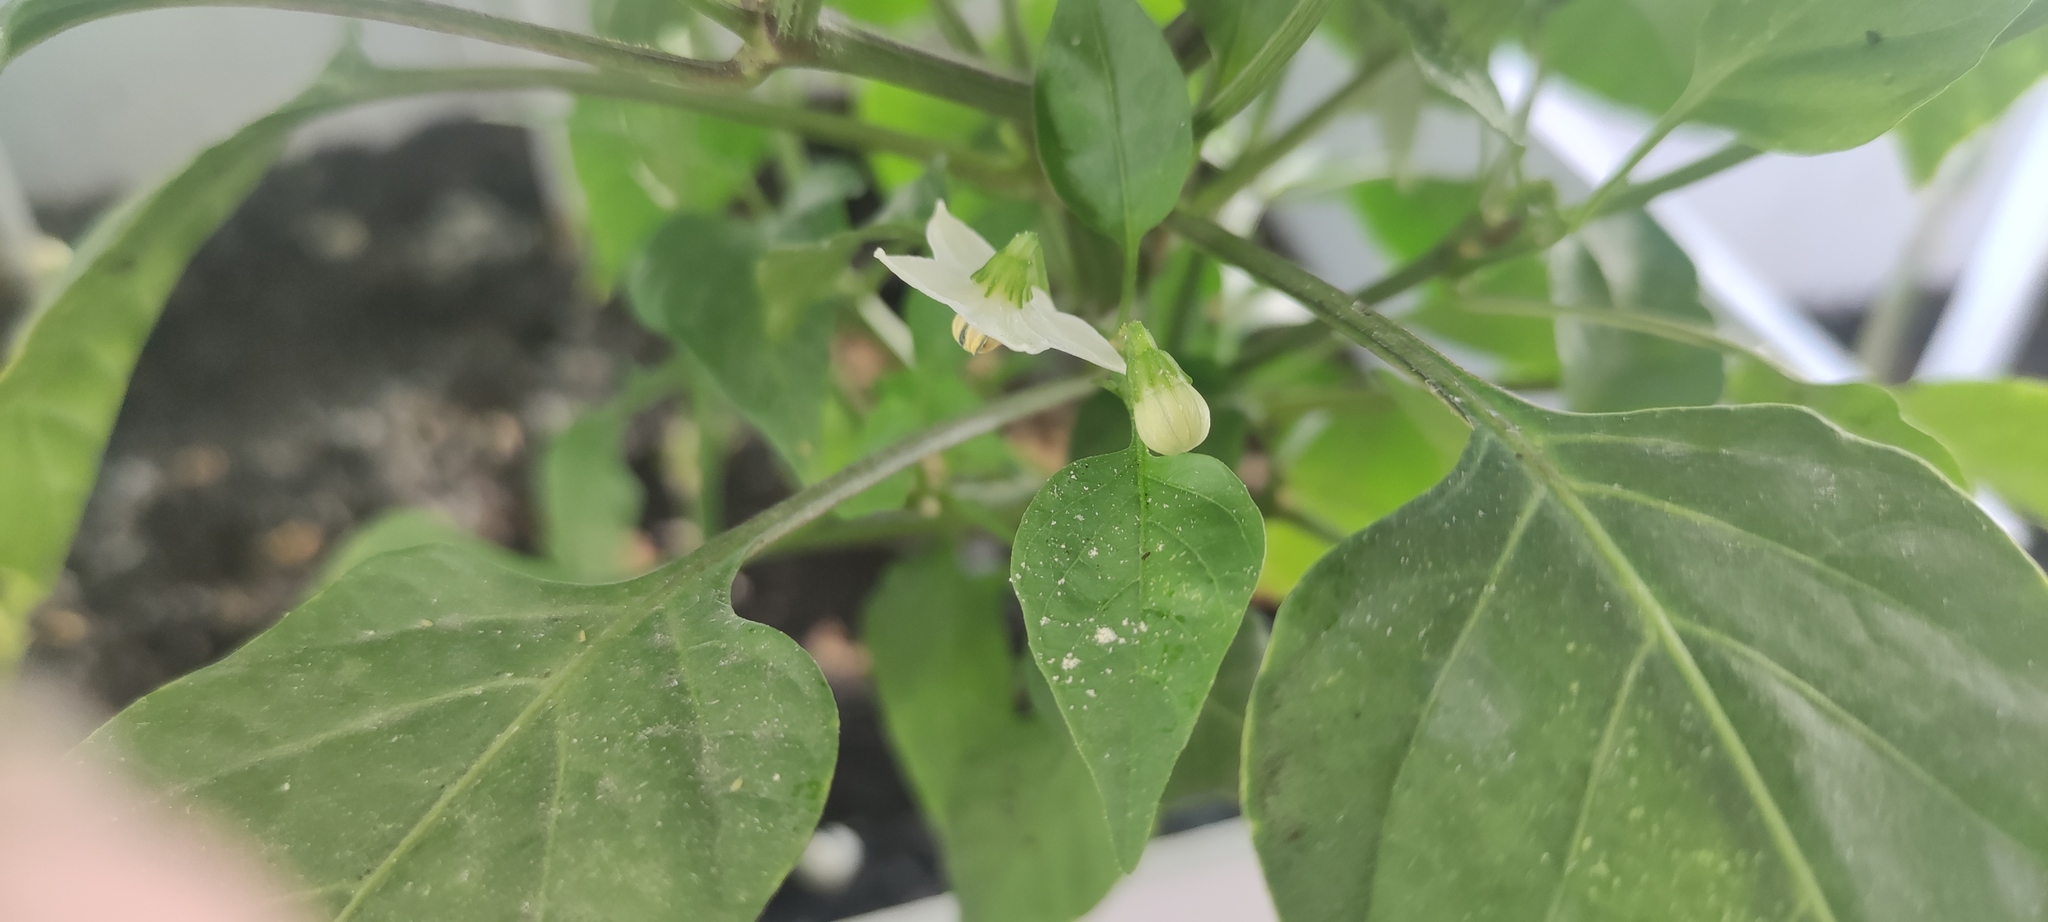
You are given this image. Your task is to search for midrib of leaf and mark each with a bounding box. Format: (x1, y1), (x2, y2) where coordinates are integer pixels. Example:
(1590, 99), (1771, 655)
(329, 562), (727, 921)
(1541, 640), (1654, 922)
(166, 675), (545, 794)
(1675, 618), (2031, 850)
(1085, 0), (1140, 250)
(1510, 426), (1844, 922)
(1167, 210), (1847, 921)
(533, 715), (571, 922)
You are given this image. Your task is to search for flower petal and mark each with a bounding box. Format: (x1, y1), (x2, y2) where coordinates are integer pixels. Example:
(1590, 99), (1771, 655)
(1023, 290), (1126, 373)
(926, 200), (997, 272)
(873, 251), (1050, 353)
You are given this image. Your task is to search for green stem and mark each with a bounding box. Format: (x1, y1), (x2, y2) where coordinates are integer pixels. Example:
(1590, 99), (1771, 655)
(1596, 143), (1759, 217)
(799, 21), (1033, 119)
(930, 0), (986, 57)
(1196, 58), (1390, 212)
(705, 376), (1101, 562)
(2, 0), (752, 84)
(1230, 140), (1760, 372)
(346, 66), (1031, 192)
(1167, 210), (1490, 420)
(1457, 297), (1774, 364)
(5, 0), (1035, 121)
(998, 0), (1032, 67)
(1572, 117), (1679, 225)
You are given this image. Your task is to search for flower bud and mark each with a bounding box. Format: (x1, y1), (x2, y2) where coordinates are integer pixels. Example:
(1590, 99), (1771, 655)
(1120, 322), (1210, 456)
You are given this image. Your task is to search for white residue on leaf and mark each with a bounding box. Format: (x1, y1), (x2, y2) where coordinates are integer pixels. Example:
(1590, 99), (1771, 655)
(1094, 626), (1119, 645)
(1061, 653), (1081, 671)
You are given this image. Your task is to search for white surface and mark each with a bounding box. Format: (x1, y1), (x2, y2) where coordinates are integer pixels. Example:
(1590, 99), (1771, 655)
(1492, 55), (1867, 383)
(847, 819), (1274, 922)
(1917, 89), (2048, 380)
(0, 0), (580, 205)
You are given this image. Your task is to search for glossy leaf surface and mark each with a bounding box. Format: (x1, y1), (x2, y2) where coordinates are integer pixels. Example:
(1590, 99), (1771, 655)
(1034, 0), (1196, 248)
(867, 548), (1123, 922)
(1250, 397), (2048, 921)
(1011, 443), (1263, 866)
(93, 546), (835, 921)
(1897, 378), (2048, 522)
(1551, 212), (1723, 412)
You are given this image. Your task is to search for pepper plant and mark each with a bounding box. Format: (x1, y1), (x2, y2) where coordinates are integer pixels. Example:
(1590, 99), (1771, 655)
(4, 0), (2048, 919)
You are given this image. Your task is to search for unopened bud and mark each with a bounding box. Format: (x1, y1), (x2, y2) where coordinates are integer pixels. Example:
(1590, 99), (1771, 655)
(1120, 322), (1210, 456)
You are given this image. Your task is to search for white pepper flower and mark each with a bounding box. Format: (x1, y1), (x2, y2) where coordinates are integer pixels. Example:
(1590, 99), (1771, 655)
(1121, 322), (1210, 456)
(873, 201), (1125, 373)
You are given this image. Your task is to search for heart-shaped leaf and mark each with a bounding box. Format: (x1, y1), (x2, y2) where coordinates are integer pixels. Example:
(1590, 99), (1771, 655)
(1011, 443), (1263, 867)
(91, 546), (835, 921)
(1249, 397), (2048, 921)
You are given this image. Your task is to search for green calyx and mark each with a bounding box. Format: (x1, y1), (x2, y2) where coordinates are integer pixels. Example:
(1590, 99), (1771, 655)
(1117, 321), (1186, 391)
(970, 231), (1049, 307)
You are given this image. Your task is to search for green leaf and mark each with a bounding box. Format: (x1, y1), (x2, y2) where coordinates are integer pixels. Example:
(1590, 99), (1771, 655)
(1278, 374), (1468, 533)
(1248, 396), (2048, 921)
(538, 407), (646, 582)
(858, 83), (989, 190)
(566, 99), (769, 288)
(1543, 0), (2035, 152)
(1550, 211), (1724, 412)
(1010, 444), (1264, 866)
(1897, 378), (2048, 523)
(1159, 610), (1269, 809)
(1187, 0), (1338, 132)
(866, 547), (1124, 922)
(1723, 357), (1967, 487)
(1370, 0), (1522, 134)
(627, 214), (834, 470)
(90, 546), (836, 921)
(1536, 0), (1697, 118)
(0, 52), (403, 658)
(1412, 259), (1562, 386)
(1034, 0), (1196, 249)
(1894, 24), (2048, 184)
(1681, 0), (2031, 151)
(314, 508), (554, 591)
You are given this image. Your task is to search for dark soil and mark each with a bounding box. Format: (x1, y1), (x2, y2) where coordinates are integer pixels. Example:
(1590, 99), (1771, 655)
(20, 120), (945, 919)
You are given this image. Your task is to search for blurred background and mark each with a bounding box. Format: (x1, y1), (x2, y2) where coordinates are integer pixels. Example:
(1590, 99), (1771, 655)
(2, 2), (2044, 920)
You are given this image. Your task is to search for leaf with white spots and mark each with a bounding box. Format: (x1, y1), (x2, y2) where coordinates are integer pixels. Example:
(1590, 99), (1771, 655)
(1247, 400), (2048, 921)
(87, 545), (835, 922)
(1011, 443), (1264, 867)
